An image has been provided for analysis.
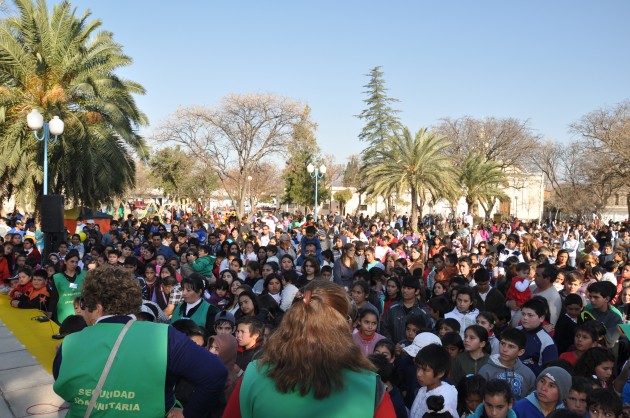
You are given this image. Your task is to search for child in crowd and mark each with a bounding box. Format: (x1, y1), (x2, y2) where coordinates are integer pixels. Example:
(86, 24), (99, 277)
(478, 328), (536, 401)
(586, 389), (623, 418)
(518, 298), (558, 376)
(10, 268), (49, 310)
(235, 316), (263, 372)
(9, 268), (33, 301)
(467, 379), (517, 418)
(553, 294), (583, 354)
(560, 271), (583, 303)
(584, 281), (622, 347)
(451, 325), (490, 386)
(442, 331), (464, 359)
(214, 311), (236, 335)
(574, 347), (615, 389)
(564, 376), (593, 417)
(397, 314), (425, 354)
(206, 279), (231, 310)
(506, 262), (531, 327)
(369, 353), (408, 418)
(423, 395), (455, 418)
(374, 339), (397, 365)
(476, 311), (499, 355)
(438, 318), (462, 338)
(437, 254), (460, 284)
(457, 375), (486, 418)
(559, 322), (600, 366)
(410, 343), (458, 418)
(352, 309), (386, 355)
(432, 281), (449, 299)
(444, 287), (479, 338)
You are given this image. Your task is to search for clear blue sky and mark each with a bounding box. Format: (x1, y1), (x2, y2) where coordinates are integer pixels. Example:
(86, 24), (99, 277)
(61, 1), (630, 163)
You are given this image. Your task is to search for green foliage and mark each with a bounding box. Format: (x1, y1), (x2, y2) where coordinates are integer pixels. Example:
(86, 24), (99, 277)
(459, 152), (509, 215)
(365, 127), (458, 232)
(356, 66), (402, 162)
(333, 188), (353, 213)
(282, 106), (330, 206)
(343, 154), (362, 188)
(0, 0), (148, 207)
(148, 146), (218, 200)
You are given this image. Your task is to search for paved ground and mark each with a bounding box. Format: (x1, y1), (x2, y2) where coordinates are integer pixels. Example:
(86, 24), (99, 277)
(0, 320), (67, 418)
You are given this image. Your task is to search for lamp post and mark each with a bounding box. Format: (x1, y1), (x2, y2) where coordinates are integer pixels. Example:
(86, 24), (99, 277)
(247, 175), (252, 214)
(27, 110), (64, 195)
(307, 163), (326, 224)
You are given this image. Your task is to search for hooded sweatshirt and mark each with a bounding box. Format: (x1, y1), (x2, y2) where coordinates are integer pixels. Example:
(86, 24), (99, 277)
(211, 334), (239, 399)
(478, 354), (536, 400)
(444, 308), (479, 338)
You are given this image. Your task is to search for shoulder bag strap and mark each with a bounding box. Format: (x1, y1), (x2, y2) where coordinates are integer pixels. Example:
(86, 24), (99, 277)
(84, 319), (136, 418)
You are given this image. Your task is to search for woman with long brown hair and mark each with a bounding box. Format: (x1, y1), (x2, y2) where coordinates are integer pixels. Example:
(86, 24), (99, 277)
(333, 243), (358, 290)
(223, 280), (395, 417)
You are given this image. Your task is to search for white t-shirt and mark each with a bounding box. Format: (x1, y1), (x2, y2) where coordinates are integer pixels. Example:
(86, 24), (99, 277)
(410, 382), (458, 418)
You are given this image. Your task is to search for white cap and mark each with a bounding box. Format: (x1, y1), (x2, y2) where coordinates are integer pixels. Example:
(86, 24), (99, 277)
(402, 332), (442, 358)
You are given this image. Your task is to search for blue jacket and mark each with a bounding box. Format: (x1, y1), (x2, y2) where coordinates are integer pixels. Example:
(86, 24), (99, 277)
(513, 392), (565, 418)
(518, 326), (558, 376)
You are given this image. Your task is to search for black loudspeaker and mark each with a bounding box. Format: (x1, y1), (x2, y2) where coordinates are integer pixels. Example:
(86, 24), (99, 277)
(43, 232), (67, 260)
(41, 194), (64, 232)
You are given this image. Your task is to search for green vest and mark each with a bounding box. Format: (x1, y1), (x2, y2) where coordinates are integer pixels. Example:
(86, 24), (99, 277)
(53, 271), (86, 323)
(239, 360), (377, 418)
(54, 321), (168, 418)
(170, 300), (214, 329)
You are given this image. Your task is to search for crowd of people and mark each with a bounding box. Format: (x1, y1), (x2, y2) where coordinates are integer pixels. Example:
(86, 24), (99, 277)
(1, 209), (630, 418)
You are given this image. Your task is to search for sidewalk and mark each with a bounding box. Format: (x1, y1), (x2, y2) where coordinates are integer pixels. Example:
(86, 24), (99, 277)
(0, 319), (67, 417)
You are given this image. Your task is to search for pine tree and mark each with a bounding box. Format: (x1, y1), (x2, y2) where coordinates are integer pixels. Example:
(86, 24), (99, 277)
(356, 66), (402, 161)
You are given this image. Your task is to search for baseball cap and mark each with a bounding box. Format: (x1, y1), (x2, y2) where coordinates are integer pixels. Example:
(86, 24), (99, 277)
(402, 332), (442, 358)
(214, 311), (235, 326)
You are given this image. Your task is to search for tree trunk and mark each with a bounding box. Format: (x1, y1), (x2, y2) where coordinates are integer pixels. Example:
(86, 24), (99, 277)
(409, 188), (419, 233)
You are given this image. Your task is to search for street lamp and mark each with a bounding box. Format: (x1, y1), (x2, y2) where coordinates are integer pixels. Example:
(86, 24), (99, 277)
(27, 110), (64, 195)
(307, 163), (326, 224)
(247, 175), (252, 214)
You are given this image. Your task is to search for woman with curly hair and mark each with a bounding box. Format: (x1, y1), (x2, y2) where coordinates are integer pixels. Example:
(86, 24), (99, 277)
(53, 267), (227, 418)
(223, 280), (396, 417)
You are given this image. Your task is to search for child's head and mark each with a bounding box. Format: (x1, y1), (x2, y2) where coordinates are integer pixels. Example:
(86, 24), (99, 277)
(455, 286), (475, 313)
(433, 281), (448, 296)
(214, 279), (230, 297)
(464, 325), (489, 354)
(235, 317), (263, 350)
(483, 379), (514, 418)
(357, 308), (379, 337)
(424, 395), (455, 418)
(476, 311), (495, 333)
(445, 253), (458, 267)
(441, 331), (464, 358)
(58, 315), (87, 337)
(415, 344), (451, 389)
(586, 388), (622, 418)
(520, 298), (547, 330)
(369, 353), (397, 387)
(573, 322), (599, 353)
(564, 271), (583, 294)
(428, 297), (451, 321)
(587, 281), (615, 311)
(214, 311), (236, 335)
(438, 318), (461, 337)
(563, 294), (584, 320)
(458, 375), (487, 415)
(515, 262), (530, 279)
(171, 319), (208, 347)
(16, 268), (32, 286)
(565, 376), (594, 416)
(405, 314), (425, 342)
(498, 328), (526, 364)
(574, 347), (615, 385)
(373, 339), (396, 364)
(320, 265), (333, 281)
(351, 280), (370, 305)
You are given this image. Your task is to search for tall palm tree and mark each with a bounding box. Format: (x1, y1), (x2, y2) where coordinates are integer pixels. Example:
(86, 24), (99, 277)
(459, 152), (508, 217)
(0, 0), (148, 208)
(364, 127), (458, 232)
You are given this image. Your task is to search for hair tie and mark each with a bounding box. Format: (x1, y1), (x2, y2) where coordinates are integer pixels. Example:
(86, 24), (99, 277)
(303, 289), (312, 305)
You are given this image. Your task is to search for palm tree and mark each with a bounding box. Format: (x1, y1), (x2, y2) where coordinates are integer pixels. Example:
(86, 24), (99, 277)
(0, 0), (148, 208)
(364, 127), (458, 232)
(459, 152), (509, 217)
